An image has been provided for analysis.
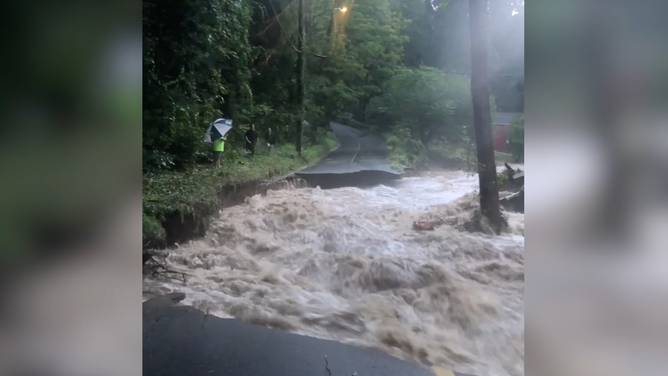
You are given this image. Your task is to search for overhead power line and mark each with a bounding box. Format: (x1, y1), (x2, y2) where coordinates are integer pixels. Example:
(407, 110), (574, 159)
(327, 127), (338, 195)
(268, 0), (328, 59)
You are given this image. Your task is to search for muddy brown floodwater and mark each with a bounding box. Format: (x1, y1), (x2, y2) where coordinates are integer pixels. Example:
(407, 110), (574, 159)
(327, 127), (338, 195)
(144, 169), (525, 376)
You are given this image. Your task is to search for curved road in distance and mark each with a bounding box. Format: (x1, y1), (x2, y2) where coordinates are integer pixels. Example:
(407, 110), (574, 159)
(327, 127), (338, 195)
(295, 122), (401, 177)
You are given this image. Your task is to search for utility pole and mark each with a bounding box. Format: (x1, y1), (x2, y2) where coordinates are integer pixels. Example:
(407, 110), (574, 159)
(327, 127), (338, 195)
(295, 0), (305, 156)
(468, 0), (503, 233)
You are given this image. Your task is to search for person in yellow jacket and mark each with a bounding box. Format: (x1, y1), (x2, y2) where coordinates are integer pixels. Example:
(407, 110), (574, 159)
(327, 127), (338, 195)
(212, 135), (226, 168)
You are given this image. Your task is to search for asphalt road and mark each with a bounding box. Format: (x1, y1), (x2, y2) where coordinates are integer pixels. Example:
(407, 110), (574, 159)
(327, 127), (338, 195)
(295, 150), (400, 176)
(143, 298), (475, 376)
(296, 122), (401, 177)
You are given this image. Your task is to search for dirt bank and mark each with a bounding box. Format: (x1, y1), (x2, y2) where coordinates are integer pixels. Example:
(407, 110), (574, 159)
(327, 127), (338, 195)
(148, 177), (308, 250)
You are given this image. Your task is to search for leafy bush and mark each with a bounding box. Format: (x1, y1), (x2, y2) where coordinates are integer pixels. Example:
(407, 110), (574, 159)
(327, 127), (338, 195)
(143, 214), (166, 244)
(369, 68), (468, 144)
(496, 172), (509, 186)
(385, 123), (428, 171)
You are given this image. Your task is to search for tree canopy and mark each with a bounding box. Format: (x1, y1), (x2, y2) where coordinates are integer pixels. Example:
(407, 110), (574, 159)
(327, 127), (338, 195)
(143, 0), (524, 171)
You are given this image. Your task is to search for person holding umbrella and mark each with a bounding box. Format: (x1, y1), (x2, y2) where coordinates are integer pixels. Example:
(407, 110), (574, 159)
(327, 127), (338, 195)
(212, 134), (226, 168)
(204, 118), (233, 168)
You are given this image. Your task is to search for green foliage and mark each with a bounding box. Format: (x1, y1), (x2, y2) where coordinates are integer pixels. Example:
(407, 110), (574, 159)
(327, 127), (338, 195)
(367, 67), (490, 169)
(143, 213), (166, 243)
(300, 0), (409, 124)
(369, 67), (472, 144)
(143, 0), (254, 172)
(385, 123), (428, 171)
(508, 114), (524, 162)
(496, 171), (509, 186)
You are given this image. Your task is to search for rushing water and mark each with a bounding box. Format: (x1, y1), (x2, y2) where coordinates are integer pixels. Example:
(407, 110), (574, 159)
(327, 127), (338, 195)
(144, 170), (525, 376)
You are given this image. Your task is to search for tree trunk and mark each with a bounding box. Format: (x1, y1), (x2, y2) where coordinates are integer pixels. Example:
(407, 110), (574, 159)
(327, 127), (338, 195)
(295, 0), (305, 156)
(468, 0), (503, 233)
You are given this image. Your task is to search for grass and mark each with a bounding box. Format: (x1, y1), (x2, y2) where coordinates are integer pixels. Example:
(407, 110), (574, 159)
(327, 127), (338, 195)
(143, 136), (337, 245)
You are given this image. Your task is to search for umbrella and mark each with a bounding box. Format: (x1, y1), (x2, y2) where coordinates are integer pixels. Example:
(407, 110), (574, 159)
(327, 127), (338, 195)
(204, 118), (233, 143)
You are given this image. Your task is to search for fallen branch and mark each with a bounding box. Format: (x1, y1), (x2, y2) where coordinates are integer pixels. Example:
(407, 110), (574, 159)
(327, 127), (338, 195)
(143, 252), (187, 283)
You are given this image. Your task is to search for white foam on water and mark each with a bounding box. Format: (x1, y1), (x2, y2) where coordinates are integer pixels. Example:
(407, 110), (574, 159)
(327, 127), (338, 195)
(144, 170), (525, 376)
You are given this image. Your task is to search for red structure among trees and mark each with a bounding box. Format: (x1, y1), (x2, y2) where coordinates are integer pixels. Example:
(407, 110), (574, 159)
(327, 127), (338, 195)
(492, 112), (521, 152)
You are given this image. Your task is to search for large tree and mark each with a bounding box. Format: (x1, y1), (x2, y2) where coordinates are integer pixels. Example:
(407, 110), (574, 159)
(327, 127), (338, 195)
(469, 0), (503, 233)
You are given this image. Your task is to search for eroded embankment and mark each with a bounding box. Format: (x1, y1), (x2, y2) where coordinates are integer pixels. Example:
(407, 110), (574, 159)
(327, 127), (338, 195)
(148, 177), (308, 250)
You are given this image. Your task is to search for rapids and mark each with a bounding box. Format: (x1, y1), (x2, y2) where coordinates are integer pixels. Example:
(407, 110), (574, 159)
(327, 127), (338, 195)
(143, 169), (525, 376)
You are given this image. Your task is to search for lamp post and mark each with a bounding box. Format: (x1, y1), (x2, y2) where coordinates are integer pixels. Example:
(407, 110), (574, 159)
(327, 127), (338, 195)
(295, 4), (348, 155)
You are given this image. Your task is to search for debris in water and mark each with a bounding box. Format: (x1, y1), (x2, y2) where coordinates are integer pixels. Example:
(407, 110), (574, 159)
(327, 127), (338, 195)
(500, 187), (524, 213)
(143, 251), (188, 282)
(412, 220), (443, 231)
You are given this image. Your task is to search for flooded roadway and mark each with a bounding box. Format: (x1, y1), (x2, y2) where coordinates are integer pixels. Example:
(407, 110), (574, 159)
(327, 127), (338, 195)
(143, 169), (525, 376)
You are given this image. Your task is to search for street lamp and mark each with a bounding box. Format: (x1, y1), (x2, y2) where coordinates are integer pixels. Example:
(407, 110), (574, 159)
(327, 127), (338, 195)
(314, 6), (348, 20)
(311, 6), (349, 33)
(296, 4), (348, 155)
